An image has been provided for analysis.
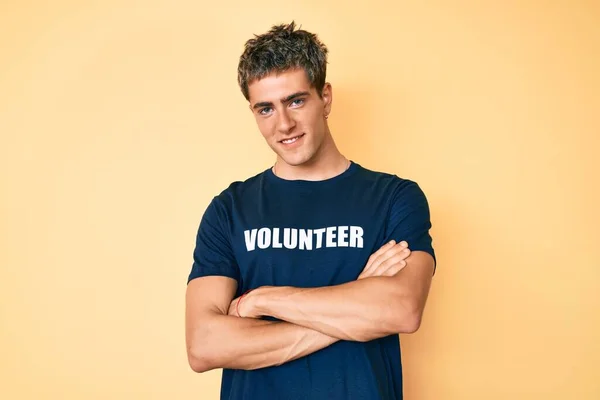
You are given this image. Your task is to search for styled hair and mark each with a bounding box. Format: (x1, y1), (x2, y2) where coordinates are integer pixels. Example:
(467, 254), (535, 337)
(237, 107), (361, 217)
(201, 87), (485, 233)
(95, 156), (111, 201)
(237, 21), (329, 101)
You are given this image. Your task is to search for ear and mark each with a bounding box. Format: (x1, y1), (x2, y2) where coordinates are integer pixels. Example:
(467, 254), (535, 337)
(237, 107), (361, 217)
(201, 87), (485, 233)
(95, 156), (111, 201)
(321, 82), (333, 117)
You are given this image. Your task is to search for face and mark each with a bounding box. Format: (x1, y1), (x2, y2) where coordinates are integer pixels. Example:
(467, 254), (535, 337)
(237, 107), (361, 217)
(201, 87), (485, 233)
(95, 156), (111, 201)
(247, 68), (332, 167)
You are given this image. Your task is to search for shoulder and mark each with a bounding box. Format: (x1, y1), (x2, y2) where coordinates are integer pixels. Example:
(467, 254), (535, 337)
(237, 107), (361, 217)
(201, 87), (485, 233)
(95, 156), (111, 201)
(353, 162), (425, 196)
(210, 168), (269, 211)
(352, 163), (432, 216)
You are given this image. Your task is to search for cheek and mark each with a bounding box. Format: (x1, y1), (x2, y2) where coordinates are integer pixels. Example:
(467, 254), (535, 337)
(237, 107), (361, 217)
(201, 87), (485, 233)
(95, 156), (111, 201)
(304, 116), (321, 136)
(256, 119), (275, 139)
(305, 110), (322, 130)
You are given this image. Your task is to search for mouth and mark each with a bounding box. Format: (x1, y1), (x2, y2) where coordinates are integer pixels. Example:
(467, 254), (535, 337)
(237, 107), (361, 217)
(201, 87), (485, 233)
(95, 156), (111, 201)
(279, 133), (305, 145)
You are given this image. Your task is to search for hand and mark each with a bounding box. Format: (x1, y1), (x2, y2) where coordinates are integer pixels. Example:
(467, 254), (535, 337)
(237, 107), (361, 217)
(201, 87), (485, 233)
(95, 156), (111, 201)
(228, 289), (262, 318)
(358, 240), (411, 280)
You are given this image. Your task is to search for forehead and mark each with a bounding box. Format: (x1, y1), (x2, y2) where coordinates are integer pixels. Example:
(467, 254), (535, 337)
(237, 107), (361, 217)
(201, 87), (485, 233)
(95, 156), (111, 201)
(247, 68), (312, 103)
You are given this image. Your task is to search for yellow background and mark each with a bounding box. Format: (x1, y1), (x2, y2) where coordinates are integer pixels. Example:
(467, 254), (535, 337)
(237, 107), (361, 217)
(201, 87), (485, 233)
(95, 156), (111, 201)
(1, 1), (599, 399)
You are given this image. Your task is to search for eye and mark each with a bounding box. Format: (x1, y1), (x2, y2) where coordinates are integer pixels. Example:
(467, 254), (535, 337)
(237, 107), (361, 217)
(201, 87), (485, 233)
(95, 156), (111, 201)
(290, 98), (305, 107)
(259, 107), (273, 116)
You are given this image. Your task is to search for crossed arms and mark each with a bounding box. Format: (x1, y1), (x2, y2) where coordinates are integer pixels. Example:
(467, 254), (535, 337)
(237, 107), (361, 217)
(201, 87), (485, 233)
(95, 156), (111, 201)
(185, 241), (435, 373)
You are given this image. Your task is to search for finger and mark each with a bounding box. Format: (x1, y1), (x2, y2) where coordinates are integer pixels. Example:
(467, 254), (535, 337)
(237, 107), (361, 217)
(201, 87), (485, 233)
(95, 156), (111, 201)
(373, 254), (406, 276)
(385, 243), (410, 261)
(367, 242), (410, 274)
(365, 240), (396, 270)
(380, 252), (410, 274)
(380, 259), (408, 277)
(380, 241), (409, 260)
(398, 246), (411, 260)
(371, 240), (396, 262)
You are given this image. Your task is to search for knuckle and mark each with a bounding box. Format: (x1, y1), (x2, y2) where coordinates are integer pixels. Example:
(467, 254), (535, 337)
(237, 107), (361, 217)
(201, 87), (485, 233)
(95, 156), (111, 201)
(389, 264), (402, 273)
(390, 255), (403, 263)
(393, 246), (406, 255)
(374, 266), (387, 276)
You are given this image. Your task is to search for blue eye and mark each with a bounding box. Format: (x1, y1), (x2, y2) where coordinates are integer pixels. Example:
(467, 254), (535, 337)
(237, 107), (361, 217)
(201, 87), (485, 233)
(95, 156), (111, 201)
(259, 107), (272, 115)
(291, 99), (304, 107)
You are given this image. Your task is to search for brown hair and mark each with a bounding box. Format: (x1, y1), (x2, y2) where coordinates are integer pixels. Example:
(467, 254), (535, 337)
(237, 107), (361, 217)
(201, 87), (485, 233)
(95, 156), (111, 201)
(237, 21), (329, 100)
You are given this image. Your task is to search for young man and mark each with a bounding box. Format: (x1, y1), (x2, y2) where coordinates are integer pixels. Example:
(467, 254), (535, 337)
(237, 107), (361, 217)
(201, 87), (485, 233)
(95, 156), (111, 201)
(185, 22), (436, 400)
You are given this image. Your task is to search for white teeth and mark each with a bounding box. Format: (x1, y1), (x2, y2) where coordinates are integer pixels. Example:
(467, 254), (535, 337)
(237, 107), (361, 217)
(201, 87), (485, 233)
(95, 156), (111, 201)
(282, 135), (301, 144)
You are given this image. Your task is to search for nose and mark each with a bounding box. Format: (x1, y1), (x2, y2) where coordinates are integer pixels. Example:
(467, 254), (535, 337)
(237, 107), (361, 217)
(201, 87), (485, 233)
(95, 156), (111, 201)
(276, 109), (296, 134)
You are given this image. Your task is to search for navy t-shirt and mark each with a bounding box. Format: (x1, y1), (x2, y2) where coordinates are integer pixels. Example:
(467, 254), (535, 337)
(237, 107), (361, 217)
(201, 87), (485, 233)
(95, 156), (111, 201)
(188, 161), (436, 400)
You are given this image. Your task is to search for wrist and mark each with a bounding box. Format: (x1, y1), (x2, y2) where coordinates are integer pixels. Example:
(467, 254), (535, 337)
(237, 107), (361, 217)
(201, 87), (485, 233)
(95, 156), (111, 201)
(253, 285), (298, 319)
(236, 289), (252, 317)
(247, 286), (270, 317)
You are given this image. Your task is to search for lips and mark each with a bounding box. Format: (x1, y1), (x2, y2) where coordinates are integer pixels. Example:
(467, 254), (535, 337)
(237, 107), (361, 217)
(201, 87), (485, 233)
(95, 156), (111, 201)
(279, 133), (305, 145)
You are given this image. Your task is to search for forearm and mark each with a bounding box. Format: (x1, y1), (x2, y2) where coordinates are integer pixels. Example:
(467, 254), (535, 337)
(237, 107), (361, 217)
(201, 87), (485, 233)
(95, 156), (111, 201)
(187, 313), (338, 372)
(253, 277), (417, 342)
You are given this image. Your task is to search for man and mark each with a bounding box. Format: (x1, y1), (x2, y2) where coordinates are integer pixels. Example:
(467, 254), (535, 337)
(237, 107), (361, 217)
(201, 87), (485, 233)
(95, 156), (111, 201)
(185, 22), (436, 400)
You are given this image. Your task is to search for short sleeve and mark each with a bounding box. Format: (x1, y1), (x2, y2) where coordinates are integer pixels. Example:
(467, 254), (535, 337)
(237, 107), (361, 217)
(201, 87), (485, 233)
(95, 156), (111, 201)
(385, 180), (437, 273)
(187, 197), (241, 284)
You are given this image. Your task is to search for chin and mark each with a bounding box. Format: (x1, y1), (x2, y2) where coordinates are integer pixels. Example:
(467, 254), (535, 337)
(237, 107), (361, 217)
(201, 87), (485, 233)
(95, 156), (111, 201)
(280, 152), (315, 167)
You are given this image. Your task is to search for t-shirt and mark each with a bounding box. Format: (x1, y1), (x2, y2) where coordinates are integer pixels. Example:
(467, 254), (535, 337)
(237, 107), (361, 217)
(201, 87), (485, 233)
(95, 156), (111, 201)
(187, 161), (436, 400)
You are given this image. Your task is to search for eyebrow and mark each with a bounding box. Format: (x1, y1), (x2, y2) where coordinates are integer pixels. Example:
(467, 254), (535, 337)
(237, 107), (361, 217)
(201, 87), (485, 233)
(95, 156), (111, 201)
(252, 91), (310, 110)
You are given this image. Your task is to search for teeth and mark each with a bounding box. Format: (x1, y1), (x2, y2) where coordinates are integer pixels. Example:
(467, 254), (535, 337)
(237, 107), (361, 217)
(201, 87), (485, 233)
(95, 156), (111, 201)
(282, 135), (301, 144)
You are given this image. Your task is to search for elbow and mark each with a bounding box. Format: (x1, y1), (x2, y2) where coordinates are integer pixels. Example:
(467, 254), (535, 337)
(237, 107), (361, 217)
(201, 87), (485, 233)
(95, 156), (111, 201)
(187, 341), (216, 373)
(188, 354), (211, 374)
(188, 355), (212, 374)
(186, 316), (225, 373)
(394, 301), (424, 334)
(398, 312), (422, 334)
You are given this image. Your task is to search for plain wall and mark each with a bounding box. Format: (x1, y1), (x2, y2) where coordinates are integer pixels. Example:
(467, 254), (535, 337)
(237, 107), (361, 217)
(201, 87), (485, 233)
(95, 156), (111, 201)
(1, 1), (599, 399)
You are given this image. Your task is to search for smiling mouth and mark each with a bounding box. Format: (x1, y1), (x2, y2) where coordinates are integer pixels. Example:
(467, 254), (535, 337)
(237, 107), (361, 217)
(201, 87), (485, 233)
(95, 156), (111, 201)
(280, 133), (305, 144)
